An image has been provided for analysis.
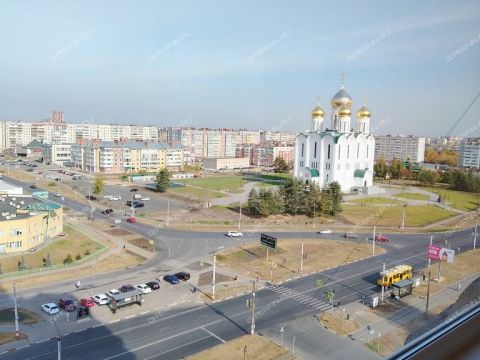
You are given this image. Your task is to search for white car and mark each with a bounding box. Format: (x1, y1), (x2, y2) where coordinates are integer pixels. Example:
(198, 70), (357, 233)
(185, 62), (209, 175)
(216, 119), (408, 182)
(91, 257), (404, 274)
(54, 192), (62, 197)
(104, 195), (113, 200)
(111, 195), (121, 201)
(93, 294), (109, 305)
(107, 289), (121, 298)
(227, 231), (243, 237)
(140, 197), (150, 201)
(135, 284), (152, 294)
(318, 229), (332, 234)
(41, 303), (60, 315)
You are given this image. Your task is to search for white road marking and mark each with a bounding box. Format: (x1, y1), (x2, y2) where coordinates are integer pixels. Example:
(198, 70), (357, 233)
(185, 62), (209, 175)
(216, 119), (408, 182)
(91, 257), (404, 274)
(202, 327), (226, 343)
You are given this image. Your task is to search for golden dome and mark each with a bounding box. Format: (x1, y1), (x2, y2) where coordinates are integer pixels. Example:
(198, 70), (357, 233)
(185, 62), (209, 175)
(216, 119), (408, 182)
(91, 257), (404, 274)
(311, 104), (325, 118)
(357, 105), (371, 118)
(331, 87), (353, 108)
(338, 106), (351, 116)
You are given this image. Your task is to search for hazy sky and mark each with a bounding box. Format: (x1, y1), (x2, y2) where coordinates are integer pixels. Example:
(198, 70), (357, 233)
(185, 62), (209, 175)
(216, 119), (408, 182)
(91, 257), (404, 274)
(1, 0), (479, 136)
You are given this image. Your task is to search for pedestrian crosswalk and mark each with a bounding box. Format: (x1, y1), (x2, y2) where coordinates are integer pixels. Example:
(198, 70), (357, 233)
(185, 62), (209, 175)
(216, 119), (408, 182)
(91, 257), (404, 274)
(269, 285), (331, 312)
(161, 259), (187, 270)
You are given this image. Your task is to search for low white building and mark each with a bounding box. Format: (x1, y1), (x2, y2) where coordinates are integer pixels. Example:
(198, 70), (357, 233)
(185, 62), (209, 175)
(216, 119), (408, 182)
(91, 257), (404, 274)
(202, 157), (250, 170)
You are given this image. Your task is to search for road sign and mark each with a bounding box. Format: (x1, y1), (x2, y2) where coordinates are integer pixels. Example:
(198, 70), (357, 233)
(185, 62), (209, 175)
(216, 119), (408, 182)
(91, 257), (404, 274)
(260, 233), (277, 249)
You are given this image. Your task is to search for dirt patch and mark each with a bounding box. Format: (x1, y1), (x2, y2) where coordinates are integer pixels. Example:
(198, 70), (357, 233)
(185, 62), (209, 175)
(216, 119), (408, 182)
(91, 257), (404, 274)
(188, 334), (294, 360)
(0, 332), (27, 345)
(105, 228), (132, 236)
(217, 239), (384, 283)
(1, 251), (145, 292)
(198, 271), (234, 286)
(126, 237), (154, 252)
(319, 310), (360, 336)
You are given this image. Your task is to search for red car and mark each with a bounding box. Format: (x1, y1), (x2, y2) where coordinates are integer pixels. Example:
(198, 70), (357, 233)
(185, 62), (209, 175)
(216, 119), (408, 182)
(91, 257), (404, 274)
(80, 297), (95, 308)
(375, 235), (390, 242)
(127, 217), (136, 223)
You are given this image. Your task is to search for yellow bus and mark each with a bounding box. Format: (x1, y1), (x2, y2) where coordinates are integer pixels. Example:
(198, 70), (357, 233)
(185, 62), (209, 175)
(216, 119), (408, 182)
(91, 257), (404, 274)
(376, 264), (413, 287)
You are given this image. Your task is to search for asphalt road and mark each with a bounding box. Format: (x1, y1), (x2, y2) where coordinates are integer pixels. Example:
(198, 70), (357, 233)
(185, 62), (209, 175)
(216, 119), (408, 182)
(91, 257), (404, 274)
(0, 174), (476, 359)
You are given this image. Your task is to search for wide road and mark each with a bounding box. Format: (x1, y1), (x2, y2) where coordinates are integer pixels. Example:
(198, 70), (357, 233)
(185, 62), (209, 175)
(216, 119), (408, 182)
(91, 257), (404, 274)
(0, 225), (474, 359)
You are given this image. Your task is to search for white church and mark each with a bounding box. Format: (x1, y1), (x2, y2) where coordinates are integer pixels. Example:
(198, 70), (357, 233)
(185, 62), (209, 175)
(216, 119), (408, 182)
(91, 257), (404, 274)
(293, 85), (375, 192)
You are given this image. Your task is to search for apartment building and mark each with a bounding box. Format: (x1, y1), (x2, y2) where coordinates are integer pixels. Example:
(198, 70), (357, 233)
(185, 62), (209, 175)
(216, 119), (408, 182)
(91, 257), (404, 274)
(42, 143), (73, 166)
(260, 131), (296, 145)
(72, 141), (187, 174)
(0, 194), (63, 254)
(458, 138), (480, 169)
(251, 145), (295, 166)
(374, 135), (426, 163)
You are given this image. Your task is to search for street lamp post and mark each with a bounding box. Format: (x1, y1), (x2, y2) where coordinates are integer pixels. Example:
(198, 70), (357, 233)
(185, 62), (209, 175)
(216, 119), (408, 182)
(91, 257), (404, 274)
(372, 225), (376, 255)
(474, 204), (478, 250)
(401, 204), (407, 230)
(300, 240), (304, 274)
(238, 203), (242, 230)
(280, 326), (285, 347)
(211, 246), (224, 300)
(13, 282), (19, 338)
(250, 280), (256, 335)
(52, 318), (62, 360)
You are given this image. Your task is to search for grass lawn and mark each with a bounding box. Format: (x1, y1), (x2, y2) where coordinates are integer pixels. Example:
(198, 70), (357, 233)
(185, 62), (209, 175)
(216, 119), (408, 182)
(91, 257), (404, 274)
(0, 308), (42, 325)
(216, 239), (383, 283)
(169, 186), (227, 201)
(0, 224), (105, 273)
(341, 205), (457, 227)
(349, 197), (405, 205)
(420, 187), (479, 211)
(188, 335), (293, 360)
(182, 176), (247, 191)
(394, 192), (431, 201)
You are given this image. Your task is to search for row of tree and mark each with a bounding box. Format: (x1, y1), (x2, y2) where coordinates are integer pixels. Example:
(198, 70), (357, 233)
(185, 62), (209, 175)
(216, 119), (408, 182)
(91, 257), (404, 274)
(247, 179), (343, 218)
(424, 148), (458, 167)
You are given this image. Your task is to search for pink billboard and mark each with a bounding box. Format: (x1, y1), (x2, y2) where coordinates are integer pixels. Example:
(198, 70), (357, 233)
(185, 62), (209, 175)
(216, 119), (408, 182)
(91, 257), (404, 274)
(427, 244), (455, 263)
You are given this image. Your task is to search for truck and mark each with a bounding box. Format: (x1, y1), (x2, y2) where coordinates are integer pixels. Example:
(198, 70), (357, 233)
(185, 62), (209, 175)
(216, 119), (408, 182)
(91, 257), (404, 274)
(133, 194), (142, 200)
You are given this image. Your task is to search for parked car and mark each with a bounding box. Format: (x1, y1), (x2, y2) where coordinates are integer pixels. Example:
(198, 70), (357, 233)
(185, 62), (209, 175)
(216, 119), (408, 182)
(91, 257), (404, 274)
(41, 303), (60, 315)
(80, 297), (95, 308)
(126, 200), (144, 208)
(130, 188), (138, 192)
(54, 192), (62, 197)
(135, 284), (152, 294)
(318, 229), (332, 234)
(107, 289), (121, 298)
(86, 195), (97, 200)
(104, 195), (113, 200)
(119, 284), (136, 293)
(227, 231), (243, 237)
(59, 298), (77, 312)
(127, 217), (136, 223)
(93, 294), (109, 305)
(163, 274), (180, 285)
(30, 185), (37, 189)
(140, 196), (150, 201)
(102, 208), (114, 215)
(145, 281), (160, 290)
(375, 235), (390, 242)
(344, 232), (359, 239)
(175, 272), (191, 281)
(111, 195), (121, 201)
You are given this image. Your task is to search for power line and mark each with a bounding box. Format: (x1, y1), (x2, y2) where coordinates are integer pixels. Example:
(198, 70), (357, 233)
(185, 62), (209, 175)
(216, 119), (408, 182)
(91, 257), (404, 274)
(446, 90), (480, 136)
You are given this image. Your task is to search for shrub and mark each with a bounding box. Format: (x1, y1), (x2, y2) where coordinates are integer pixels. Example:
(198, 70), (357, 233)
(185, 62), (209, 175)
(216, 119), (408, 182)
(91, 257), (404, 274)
(84, 250), (91, 256)
(63, 254), (73, 264)
(75, 254), (81, 261)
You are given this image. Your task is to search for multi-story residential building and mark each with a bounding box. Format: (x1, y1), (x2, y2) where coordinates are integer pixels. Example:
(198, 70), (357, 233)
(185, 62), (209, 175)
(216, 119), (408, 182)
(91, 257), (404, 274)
(458, 138), (480, 169)
(0, 192), (63, 254)
(71, 141), (187, 174)
(260, 131), (296, 145)
(374, 135), (426, 163)
(252, 145), (295, 166)
(42, 143), (74, 166)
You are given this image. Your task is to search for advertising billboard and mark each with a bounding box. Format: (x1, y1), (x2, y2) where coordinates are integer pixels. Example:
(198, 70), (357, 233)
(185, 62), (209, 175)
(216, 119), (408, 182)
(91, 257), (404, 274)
(427, 244), (455, 263)
(260, 233), (277, 249)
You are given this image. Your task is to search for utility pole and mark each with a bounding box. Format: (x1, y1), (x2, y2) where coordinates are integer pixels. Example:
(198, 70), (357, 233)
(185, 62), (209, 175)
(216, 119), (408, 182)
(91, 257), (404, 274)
(428, 235), (433, 269)
(166, 200), (170, 227)
(300, 240), (304, 274)
(250, 281), (256, 335)
(401, 204), (406, 230)
(52, 318), (61, 360)
(292, 336), (296, 355)
(238, 203), (242, 230)
(426, 271), (431, 313)
(13, 282), (19, 338)
(372, 225), (376, 255)
(474, 204), (478, 250)
(381, 262), (385, 302)
(211, 246), (224, 300)
(280, 327), (285, 347)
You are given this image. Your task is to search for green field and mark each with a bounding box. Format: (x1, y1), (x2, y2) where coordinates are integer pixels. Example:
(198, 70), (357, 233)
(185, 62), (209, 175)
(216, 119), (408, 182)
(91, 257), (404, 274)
(181, 176), (247, 191)
(169, 186), (227, 201)
(0, 308), (42, 325)
(349, 197), (405, 205)
(420, 187), (479, 211)
(394, 192), (431, 201)
(341, 204), (457, 227)
(0, 224), (104, 273)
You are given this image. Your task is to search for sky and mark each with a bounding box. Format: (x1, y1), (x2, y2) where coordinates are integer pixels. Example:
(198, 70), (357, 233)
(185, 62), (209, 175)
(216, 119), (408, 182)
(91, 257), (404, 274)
(0, 0), (479, 136)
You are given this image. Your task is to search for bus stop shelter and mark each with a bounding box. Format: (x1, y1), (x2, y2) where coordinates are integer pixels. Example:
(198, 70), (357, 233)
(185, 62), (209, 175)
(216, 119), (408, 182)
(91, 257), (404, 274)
(392, 279), (413, 299)
(108, 289), (144, 313)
